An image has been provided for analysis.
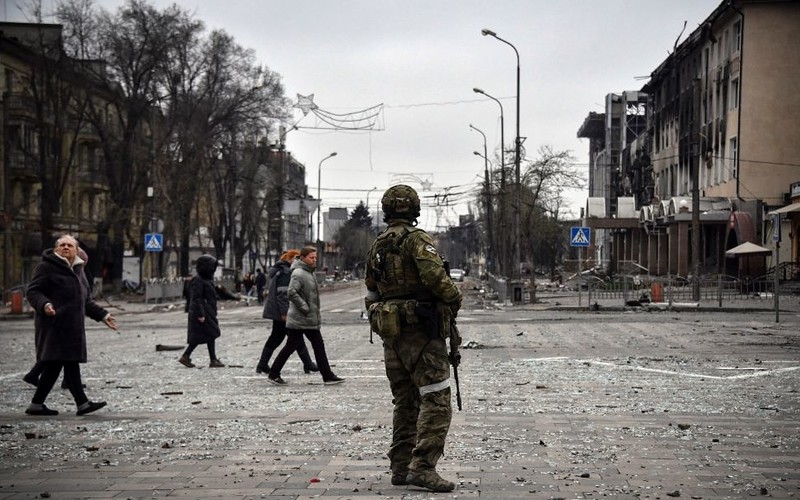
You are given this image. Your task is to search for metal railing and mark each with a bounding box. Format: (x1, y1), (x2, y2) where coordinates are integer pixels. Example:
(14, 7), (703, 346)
(587, 277), (785, 304)
(144, 277), (235, 303)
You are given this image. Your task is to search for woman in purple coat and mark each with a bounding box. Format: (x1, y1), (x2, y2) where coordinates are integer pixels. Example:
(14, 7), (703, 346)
(25, 234), (117, 416)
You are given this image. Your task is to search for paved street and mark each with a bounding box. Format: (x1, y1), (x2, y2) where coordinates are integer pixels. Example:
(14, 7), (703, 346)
(1, 282), (799, 499)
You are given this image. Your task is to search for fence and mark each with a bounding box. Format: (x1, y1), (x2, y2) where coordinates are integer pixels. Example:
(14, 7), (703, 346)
(587, 277), (781, 305)
(144, 277), (235, 304)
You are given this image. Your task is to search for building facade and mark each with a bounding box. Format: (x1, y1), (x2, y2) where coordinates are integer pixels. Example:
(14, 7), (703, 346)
(579, 0), (800, 280)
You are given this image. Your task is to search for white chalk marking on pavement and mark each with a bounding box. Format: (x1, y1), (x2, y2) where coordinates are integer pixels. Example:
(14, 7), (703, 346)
(236, 375), (385, 380)
(577, 359), (800, 380)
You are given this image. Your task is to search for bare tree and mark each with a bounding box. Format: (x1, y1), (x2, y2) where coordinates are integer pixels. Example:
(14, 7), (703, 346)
(165, 27), (288, 272)
(13, 1), (92, 251)
(478, 145), (584, 278)
(520, 145), (584, 274)
(53, 0), (191, 288)
(55, 0), (98, 60)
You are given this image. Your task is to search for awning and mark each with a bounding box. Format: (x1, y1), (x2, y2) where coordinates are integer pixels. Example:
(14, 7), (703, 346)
(768, 202), (800, 215)
(725, 241), (772, 257)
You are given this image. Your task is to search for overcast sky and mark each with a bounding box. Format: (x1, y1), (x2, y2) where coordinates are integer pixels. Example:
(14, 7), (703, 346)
(4, 0), (724, 232)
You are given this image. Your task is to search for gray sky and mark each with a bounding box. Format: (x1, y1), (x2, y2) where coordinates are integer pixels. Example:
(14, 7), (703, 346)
(5, 0), (724, 232)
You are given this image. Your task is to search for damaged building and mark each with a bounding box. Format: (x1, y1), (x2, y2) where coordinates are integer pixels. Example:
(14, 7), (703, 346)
(577, 0), (800, 281)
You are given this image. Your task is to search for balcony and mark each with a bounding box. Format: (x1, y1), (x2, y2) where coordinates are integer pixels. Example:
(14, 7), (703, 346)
(4, 93), (37, 119)
(6, 151), (39, 181)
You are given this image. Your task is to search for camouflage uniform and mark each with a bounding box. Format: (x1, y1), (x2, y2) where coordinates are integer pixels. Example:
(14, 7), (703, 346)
(365, 185), (462, 492)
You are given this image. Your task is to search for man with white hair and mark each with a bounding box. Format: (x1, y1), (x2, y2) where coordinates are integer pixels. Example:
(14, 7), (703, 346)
(25, 234), (118, 416)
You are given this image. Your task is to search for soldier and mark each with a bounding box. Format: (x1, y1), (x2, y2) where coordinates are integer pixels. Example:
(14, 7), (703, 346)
(364, 184), (463, 492)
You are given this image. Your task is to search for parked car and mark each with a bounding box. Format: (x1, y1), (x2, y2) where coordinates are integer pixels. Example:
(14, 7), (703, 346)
(450, 268), (465, 282)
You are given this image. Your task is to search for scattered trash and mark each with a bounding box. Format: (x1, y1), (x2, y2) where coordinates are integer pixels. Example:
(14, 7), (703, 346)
(462, 340), (484, 349)
(156, 344), (185, 351)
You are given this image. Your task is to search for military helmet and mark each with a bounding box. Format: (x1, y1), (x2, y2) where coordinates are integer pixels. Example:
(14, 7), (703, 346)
(381, 184), (421, 221)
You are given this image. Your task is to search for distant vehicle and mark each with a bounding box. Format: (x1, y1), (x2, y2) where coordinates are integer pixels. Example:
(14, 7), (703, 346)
(450, 268), (465, 282)
(662, 274), (690, 287)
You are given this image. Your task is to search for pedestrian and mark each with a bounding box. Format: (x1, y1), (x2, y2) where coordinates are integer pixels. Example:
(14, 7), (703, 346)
(179, 254), (225, 368)
(364, 185), (463, 492)
(267, 246), (344, 386)
(243, 272), (255, 298)
(255, 268), (267, 305)
(23, 246), (93, 390)
(24, 234), (118, 416)
(182, 274), (192, 313)
(256, 250), (318, 375)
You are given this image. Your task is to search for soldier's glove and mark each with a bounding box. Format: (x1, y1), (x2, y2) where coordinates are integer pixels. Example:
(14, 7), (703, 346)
(448, 350), (461, 368)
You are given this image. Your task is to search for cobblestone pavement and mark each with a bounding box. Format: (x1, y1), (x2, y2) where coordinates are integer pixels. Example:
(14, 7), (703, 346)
(0, 284), (799, 499)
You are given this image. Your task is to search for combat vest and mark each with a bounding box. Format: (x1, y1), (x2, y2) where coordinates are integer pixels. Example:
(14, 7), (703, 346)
(368, 224), (434, 301)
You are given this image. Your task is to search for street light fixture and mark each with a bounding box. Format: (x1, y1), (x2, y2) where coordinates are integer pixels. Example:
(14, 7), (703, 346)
(472, 88), (505, 170)
(473, 87), (506, 276)
(470, 124), (494, 274)
(482, 28), (523, 283)
(317, 152), (337, 270)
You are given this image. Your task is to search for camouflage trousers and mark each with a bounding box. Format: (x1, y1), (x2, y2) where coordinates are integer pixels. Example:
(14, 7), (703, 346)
(383, 329), (452, 475)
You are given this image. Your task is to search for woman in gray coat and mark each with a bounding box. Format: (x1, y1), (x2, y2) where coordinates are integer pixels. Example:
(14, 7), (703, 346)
(267, 246), (344, 385)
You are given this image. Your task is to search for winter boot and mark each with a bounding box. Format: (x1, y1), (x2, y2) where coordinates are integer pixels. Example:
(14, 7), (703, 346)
(406, 469), (455, 492)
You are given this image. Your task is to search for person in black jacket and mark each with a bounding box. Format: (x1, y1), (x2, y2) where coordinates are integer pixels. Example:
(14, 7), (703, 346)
(255, 268), (267, 305)
(24, 234), (118, 416)
(179, 254), (225, 368)
(257, 250), (317, 374)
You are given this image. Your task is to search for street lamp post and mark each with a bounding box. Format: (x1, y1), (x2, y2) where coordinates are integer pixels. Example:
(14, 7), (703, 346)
(482, 28), (523, 283)
(317, 152), (337, 270)
(470, 124), (494, 275)
(473, 87), (506, 276)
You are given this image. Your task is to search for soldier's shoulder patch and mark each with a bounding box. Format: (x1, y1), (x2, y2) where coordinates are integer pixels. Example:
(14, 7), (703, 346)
(423, 244), (438, 255)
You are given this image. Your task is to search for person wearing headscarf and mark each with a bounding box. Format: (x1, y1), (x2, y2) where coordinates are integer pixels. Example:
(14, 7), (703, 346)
(179, 254), (225, 368)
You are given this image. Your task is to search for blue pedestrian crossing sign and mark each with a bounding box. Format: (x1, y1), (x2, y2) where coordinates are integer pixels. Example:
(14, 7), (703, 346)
(570, 227), (590, 247)
(144, 233), (163, 252)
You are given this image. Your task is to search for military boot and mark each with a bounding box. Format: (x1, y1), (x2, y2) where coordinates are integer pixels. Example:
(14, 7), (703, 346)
(406, 469), (455, 492)
(391, 468), (409, 485)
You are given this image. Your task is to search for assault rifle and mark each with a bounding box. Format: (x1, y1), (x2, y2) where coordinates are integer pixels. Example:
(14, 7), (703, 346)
(443, 260), (463, 411)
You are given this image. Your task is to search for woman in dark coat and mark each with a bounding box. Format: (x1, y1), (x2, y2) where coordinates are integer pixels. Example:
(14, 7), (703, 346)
(179, 254), (224, 368)
(25, 234), (118, 416)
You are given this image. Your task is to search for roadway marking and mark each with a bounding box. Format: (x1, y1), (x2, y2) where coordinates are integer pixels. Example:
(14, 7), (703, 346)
(522, 358), (800, 380)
